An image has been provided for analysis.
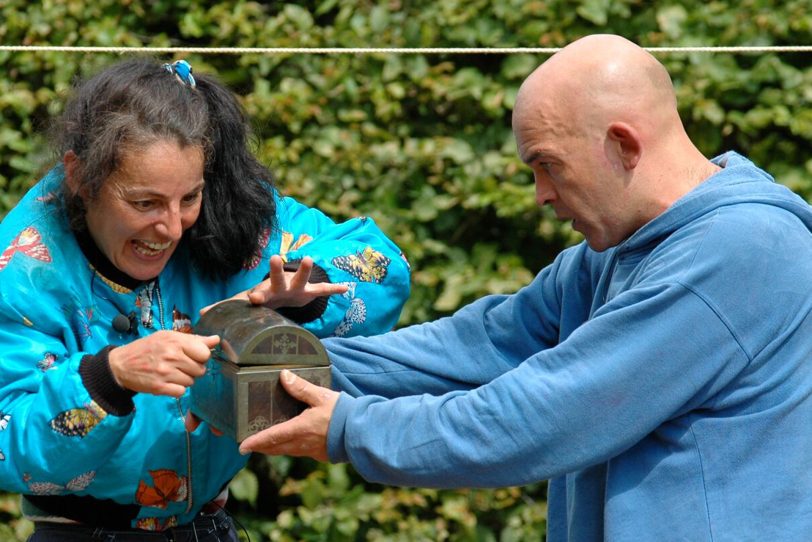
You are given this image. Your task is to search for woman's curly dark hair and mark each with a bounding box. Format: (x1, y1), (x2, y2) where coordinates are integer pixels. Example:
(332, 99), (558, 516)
(52, 57), (276, 280)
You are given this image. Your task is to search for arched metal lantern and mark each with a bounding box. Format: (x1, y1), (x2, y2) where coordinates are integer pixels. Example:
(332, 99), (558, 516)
(189, 300), (331, 442)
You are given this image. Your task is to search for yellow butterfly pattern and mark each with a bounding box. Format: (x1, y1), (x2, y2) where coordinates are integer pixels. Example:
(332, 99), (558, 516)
(279, 231), (314, 262)
(332, 247), (391, 283)
(49, 401), (107, 438)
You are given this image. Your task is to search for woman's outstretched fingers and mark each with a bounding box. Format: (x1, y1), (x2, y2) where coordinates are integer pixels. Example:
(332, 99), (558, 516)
(289, 256), (314, 289)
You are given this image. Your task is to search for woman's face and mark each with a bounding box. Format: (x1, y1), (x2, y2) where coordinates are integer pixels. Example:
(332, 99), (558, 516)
(82, 140), (205, 281)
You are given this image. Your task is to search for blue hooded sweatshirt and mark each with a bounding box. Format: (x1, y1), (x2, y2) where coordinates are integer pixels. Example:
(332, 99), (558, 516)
(324, 152), (812, 541)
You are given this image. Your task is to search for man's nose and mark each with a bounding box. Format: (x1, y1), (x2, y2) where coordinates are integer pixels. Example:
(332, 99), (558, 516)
(535, 175), (557, 206)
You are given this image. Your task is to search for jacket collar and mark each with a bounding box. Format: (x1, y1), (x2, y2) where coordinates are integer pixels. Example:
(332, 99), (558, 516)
(74, 228), (147, 291)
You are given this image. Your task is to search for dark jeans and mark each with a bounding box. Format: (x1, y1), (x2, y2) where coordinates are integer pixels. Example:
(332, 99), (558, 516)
(27, 508), (239, 542)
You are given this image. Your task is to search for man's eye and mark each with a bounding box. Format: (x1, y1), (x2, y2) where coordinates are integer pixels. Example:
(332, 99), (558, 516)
(132, 200), (154, 210)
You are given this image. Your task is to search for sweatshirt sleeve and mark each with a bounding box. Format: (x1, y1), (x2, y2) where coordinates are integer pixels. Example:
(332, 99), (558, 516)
(325, 269), (746, 488)
(324, 244), (591, 399)
(255, 192), (411, 338)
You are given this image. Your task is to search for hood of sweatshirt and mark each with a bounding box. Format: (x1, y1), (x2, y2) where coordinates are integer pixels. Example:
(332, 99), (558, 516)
(616, 151), (812, 256)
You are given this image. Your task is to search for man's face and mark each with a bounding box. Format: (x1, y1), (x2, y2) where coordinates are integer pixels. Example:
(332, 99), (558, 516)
(82, 140), (205, 280)
(514, 107), (635, 252)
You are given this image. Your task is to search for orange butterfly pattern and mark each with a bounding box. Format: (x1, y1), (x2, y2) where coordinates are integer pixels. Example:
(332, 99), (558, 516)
(135, 469), (188, 509)
(0, 227), (52, 272)
(135, 516), (179, 531)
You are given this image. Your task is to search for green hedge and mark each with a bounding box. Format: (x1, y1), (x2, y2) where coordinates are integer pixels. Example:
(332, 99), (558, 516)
(2, 0), (811, 539)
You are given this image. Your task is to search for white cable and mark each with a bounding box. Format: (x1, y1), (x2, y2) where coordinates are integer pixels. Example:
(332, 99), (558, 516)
(1, 45), (811, 54)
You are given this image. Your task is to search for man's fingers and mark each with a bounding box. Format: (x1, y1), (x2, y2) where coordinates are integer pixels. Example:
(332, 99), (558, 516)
(239, 418), (298, 454)
(239, 426), (279, 454)
(279, 370), (323, 406)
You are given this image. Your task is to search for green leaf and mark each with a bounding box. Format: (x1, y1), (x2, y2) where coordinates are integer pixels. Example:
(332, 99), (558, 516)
(656, 5), (688, 39)
(228, 468), (259, 506)
(576, 0), (610, 25)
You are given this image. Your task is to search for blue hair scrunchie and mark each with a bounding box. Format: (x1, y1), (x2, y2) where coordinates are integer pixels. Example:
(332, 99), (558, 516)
(163, 59), (196, 88)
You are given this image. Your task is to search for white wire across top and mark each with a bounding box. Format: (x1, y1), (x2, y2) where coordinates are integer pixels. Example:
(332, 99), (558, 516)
(1, 45), (812, 55)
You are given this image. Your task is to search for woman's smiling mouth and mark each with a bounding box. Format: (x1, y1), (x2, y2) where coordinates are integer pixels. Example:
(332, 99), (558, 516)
(132, 239), (173, 257)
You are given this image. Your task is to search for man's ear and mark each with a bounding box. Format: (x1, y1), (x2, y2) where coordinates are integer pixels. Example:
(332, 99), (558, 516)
(606, 122), (641, 170)
(63, 150), (82, 196)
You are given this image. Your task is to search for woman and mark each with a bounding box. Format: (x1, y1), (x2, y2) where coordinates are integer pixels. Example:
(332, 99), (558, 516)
(0, 58), (410, 540)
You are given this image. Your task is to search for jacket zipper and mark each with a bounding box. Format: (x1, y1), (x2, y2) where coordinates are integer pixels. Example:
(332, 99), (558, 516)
(149, 279), (194, 515)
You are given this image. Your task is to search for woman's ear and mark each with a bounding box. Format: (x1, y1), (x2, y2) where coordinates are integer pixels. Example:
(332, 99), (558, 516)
(606, 122), (642, 170)
(63, 150), (82, 196)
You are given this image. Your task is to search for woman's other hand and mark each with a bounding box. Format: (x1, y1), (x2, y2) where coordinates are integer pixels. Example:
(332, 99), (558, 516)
(107, 331), (220, 397)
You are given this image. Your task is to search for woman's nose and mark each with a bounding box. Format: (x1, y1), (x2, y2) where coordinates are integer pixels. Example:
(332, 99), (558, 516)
(155, 205), (184, 239)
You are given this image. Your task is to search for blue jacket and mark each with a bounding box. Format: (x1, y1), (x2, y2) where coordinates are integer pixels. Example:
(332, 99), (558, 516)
(324, 152), (812, 541)
(0, 167), (410, 529)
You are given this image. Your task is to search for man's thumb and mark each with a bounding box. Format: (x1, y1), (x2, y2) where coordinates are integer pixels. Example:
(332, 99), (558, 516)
(280, 370), (315, 404)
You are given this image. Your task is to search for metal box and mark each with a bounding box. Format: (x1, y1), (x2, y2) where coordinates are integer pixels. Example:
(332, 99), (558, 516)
(189, 300), (331, 442)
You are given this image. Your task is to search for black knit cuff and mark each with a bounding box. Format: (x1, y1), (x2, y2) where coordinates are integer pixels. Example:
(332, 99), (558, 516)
(78, 346), (136, 416)
(274, 260), (331, 324)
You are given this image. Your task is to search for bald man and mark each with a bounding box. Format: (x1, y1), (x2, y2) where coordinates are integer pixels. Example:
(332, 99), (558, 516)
(240, 35), (812, 540)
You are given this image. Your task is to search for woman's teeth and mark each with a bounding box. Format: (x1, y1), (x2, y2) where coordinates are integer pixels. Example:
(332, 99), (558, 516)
(133, 240), (172, 256)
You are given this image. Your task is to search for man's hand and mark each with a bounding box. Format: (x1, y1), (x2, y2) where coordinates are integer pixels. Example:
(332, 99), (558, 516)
(239, 369), (339, 461)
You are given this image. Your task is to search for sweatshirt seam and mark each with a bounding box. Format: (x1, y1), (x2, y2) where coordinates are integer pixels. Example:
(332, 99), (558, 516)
(675, 280), (752, 363)
(676, 208), (752, 362)
(689, 424), (715, 542)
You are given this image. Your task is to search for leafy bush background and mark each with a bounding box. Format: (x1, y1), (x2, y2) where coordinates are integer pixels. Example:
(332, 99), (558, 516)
(1, 0), (811, 540)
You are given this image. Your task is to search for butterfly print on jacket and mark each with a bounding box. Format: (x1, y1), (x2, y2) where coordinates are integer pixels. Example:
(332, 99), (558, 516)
(0, 227), (52, 272)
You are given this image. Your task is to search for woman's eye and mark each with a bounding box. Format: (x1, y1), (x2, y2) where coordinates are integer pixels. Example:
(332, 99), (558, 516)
(182, 192), (202, 205)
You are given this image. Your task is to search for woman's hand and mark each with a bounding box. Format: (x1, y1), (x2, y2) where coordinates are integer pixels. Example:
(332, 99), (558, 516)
(249, 255), (348, 308)
(201, 255), (348, 314)
(107, 331), (220, 397)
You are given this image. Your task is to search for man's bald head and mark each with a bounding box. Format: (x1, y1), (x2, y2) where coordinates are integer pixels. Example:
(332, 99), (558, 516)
(514, 34), (679, 138)
(511, 34), (718, 251)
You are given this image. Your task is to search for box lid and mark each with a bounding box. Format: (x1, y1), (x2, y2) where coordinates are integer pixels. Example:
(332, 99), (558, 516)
(193, 300), (328, 367)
